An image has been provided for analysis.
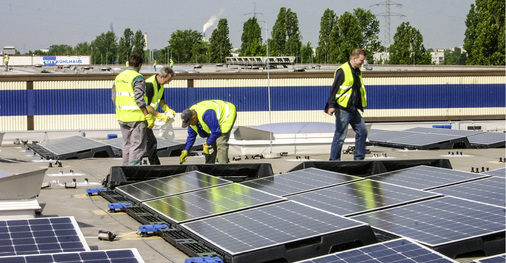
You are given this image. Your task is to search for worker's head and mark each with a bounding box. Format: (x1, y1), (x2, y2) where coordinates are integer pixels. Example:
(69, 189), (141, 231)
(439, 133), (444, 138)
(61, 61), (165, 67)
(349, 49), (366, 69)
(157, 66), (175, 85)
(181, 109), (197, 128)
(129, 54), (143, 68)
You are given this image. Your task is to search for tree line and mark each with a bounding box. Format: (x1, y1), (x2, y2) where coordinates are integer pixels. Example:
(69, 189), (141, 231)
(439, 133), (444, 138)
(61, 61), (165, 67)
(21, 0), (504, 66)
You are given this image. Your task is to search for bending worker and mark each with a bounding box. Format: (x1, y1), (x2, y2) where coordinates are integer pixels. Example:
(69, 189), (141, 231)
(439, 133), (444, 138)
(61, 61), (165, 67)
(145, 66), (177, 165)
(325, 48), (368, 161)
(112, 54), (154, 165)
(179, 100), (236, 164)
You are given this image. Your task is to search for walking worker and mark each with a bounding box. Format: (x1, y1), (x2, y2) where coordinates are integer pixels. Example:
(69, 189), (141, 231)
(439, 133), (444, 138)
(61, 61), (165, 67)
(325, 48), (368, 161)
(153, 59), (157, 71)
(3, 54), (9, 71)
(179, 100), (236, 164)
(144, 66), (177, 165)
(112, 54), (154, 165)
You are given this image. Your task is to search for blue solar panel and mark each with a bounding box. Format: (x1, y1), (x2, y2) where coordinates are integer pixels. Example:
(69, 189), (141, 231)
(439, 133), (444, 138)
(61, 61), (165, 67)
(473, 253), (506, 263)
(0, 248), (145, 263)
(0, 217), (89, 257)
(297, 238), (458, 263)
(429, 176), (505, 207)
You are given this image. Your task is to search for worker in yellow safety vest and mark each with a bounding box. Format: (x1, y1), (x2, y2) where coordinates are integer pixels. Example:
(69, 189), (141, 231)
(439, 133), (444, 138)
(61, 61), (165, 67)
(3, 54), (9, 71)
(180, 100), (237, 164)
(112, 54), (153, 165)
(144, 66), (177, 164)
(325, 48), (368, 161)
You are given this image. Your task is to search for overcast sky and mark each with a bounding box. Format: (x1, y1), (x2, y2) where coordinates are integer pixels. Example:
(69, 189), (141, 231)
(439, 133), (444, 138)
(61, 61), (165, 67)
(1, 0), (475, 53)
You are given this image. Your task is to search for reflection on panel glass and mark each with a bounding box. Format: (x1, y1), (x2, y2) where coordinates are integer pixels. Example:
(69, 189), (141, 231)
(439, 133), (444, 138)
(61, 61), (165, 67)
(289, 179), (440, 216)
(143, 183), (283, 223)
(116, 171), (230, 202)
(429, 176), (505, 207)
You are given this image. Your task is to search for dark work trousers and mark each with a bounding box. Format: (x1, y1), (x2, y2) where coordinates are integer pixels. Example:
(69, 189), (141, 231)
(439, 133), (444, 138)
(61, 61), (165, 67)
(146, 128), (160, 165)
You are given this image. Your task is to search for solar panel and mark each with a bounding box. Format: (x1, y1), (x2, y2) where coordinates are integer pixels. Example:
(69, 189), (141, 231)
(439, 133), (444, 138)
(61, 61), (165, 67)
(0, 248), (145, 263)
(351, 197), (505, 257)
(429, 176), (505, 207)
(366, 165), (488, 190)
(115, 171), (231, 202)
(143, 183), (284, 223)
(241, 168), (358, 197)
(483, 167), (506, 177)
(288, 179), (441, 216)
(296, 238), (458, 263)
(405, 127), (483, 137)
(102, 137), (185, 157)
(368, 130), (418, 143)
(0, 217), (89, 257)
(33, 135), (114, 159)
(182, 201), (376, 262)
(467, 132), (506, 148)
(387, 133), (469, 149)
(473, 253), (506, 263)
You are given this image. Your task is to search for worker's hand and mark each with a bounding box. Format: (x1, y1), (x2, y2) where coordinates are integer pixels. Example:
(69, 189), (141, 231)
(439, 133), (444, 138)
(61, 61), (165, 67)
(327, 108), (335, 116)
(162, 105), (176, 117)
(145, 115), (155, 129)
(202, 143), (210, 155)
(155, 113), (170, 123)
(179, 150), (188, 164)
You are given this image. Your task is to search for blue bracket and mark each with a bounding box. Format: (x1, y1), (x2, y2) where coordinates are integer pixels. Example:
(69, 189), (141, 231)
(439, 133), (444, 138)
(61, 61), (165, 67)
(86, 188), (107, 195)
(138, 224), (169, 235)
(108, 202), (133, 212)
(185, 257), (223, 263)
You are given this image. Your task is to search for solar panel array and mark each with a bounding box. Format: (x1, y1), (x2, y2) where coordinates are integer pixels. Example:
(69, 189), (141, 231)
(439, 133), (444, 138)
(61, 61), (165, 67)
(483, 167), (506, 177)
(429, 176), (505, 207)
(366, 165), (488, 190)
(242, 168), (358, 197)
(103, 137), (186, 157)
(0, 217), (89, 257)
(351, 197), (505, 248)
(116, 171), (231, 202)
(473, 253), (506, 263)
(182, 201), (374, 256)
(297, 238), (458, 263)
(288, 179), (441, 216)
(143, 183), (284, 223)
(0, 249), (145, 263)
(467, 132), (506, 148)
(31, 135), (115, 160)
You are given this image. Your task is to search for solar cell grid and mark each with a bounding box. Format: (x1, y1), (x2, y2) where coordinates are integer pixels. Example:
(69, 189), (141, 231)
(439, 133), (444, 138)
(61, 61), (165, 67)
(116, 171), (231, 202)
(388, 133), (463, 147)
(40, 136), (106, 155)
(143, 183), (284, 223)
(0, 248), (145, 263)
(351, 197), (505, 247)
(473, 253), (506, 263)
(468, 132), (506, 146)
(241, 168), (357, 197)
(406, 127), (483, 136)
(288, 179), (442, 216)
(429, 176), (505, 207)
(483, 167), (505, 178)
(0, 217), (89, 257)
(182, 201), (368, 255)
(367, 165), (488, 190)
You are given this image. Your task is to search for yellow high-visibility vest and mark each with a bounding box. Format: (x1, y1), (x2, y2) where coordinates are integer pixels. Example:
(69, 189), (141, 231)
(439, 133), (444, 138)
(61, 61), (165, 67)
(334, 63), (367, 108)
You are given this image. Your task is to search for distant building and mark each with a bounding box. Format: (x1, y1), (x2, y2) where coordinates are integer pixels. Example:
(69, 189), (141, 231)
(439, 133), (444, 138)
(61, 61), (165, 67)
(3, 46), (16, 55)
(431, 50), (445, 65)
(373, 52), (390, 64)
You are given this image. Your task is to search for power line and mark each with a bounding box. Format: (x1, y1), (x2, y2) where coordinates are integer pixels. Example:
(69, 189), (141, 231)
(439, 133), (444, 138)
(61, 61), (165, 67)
(371, 0), (405, 50)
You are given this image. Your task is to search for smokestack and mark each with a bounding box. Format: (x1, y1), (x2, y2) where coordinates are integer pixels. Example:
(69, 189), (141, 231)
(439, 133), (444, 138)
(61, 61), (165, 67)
(202, 8), (224, 34)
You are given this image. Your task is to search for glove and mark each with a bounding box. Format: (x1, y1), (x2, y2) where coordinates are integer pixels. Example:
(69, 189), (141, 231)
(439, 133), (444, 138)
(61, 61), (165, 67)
(162, 105), (176, 117)
(145, 114), (155, 129)
(155, 113), (170, 123)
(202, 143), (210, 155)
(180, 150), (188, 164)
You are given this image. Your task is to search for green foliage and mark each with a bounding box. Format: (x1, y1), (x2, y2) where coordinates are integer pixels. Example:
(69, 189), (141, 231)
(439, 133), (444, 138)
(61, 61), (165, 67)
(132, 30), (145, 60)
(390, 22), (431, 64)
(117, 28), (134, 64)
(443, 47), (467, 65)
(209, 19), (233, 63)
(90, 31), (117, 64)
(353, 8), (381, 61)
(301, 42), (314, 63)
(317, 9), (337, 64)
(47, 44), (73, 55)
(331, 12), (362, 63)
(270, 7), (302, 59)
(464, 0), (505, 65)
(168, 29), (203, 63)
(240, 17), (264, 56)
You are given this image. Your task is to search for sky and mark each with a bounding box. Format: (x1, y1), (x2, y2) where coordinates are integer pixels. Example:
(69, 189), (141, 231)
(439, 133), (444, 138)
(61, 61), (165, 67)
(0, 0), (475, 54)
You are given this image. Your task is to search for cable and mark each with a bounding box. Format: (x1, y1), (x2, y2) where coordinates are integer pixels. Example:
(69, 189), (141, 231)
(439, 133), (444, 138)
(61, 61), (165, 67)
(87, 194), (177, 263)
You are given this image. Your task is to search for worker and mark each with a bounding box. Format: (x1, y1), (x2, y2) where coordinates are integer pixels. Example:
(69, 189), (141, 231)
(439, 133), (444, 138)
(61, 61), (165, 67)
(4, 54), (9, 71)
(169, 59), (174, 68)
(144, 66), (177, 165)
(325, 48), (368, 161)
(153, 59), (157, 71)
(179, 100), (236, 164)
(112, 54), (153, 165)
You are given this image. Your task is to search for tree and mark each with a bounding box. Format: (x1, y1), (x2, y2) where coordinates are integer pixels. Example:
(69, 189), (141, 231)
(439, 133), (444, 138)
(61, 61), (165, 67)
(240, 17), (264, 56)
(168, 29), (203, 63)
(47, 44), (73, 55)
(209, 19), (232, 63)
(331, 11), (362, 63)
(117, 28), (134, 64)
(91, 31), (117, 64)
(74, 42), (91, 55)
(132, 30), (145, 60)
(443, 47), (467, 65)
(301, 42), (314, 63)
(464, 0), (505, 65)
(353, 8), (381, 62)
(317, 9), (337, 64)
(270, 7), (302, 59)
(389, 22), (431, 64)
(284, 8), (302, 58)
